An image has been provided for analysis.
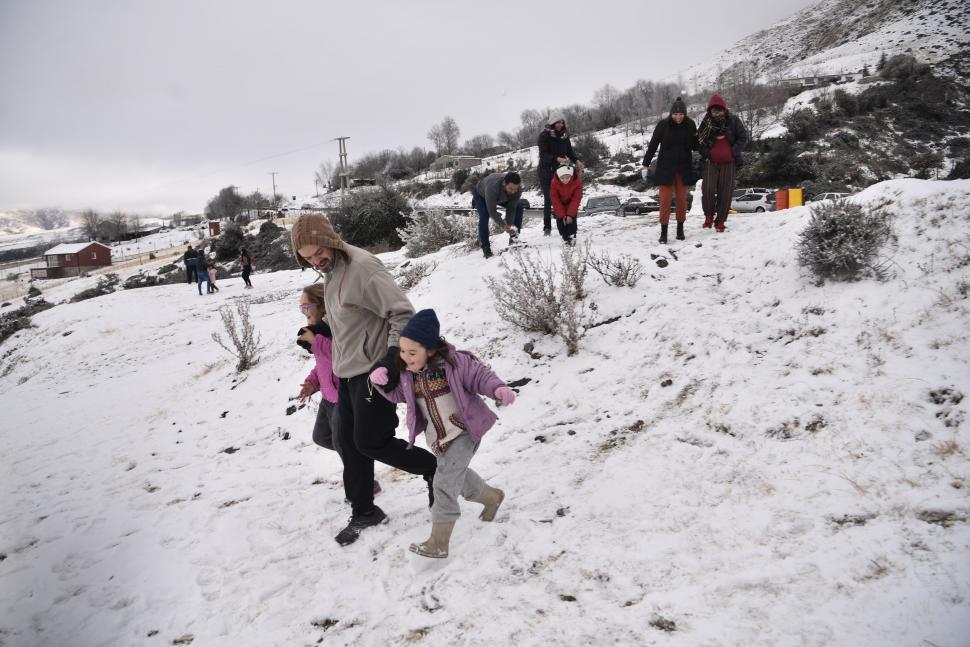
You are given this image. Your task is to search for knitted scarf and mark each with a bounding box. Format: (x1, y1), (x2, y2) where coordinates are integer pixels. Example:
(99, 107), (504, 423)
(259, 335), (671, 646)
(544, 125), (570, 140)
(697, 112), (728, 148)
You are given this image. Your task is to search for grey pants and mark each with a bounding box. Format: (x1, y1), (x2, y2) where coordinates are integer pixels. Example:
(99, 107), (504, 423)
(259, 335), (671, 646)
(701, 160), (737, 222)
(431, 433), (486, 524)
(312, 399), (341, 455)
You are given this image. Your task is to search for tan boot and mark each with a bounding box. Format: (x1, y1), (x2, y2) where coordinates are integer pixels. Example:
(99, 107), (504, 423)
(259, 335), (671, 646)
(472, 485), (505, 522)
(409, 522), (455, 559)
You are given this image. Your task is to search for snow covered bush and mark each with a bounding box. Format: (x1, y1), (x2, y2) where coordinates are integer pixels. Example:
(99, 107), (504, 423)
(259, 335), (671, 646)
(484, 248), (586, 355)
(587, 250), (644, 287)
(70, 273), (120, 302)
(796, 199), (894, 283)
(395, 260), (437, 291)
(397, 209), (475, 258)
(211, 300), (266, 372)
(573, 133), (610, 170)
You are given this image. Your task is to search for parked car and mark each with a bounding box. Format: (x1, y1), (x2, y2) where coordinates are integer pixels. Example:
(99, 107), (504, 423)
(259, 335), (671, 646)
(731, 193), (775, 213)
(808, 192), (851, 202)
(581, 195), (623, 217)
(622, 196), (659, 214)
(732, 187), (773, 199)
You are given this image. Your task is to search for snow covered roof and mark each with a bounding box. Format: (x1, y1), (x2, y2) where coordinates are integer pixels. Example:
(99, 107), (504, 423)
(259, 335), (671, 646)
(44, 241), (109, 255)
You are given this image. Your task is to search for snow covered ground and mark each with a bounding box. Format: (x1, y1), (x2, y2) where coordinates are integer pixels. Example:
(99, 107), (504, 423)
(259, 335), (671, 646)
(1, 179), (968, 646)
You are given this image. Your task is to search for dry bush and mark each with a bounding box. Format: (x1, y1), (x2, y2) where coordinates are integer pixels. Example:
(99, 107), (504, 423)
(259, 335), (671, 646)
(211, 299), (266, 372)
(397, 209), (476, 258)
(797, 199), (894, 282)
(587, 250), (644, 287)
(395, 260), (438, 291)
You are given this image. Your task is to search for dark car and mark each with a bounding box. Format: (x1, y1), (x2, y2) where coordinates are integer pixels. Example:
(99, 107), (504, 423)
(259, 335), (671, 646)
(622, 196), (659, 214)
(581, 195), (623, 217)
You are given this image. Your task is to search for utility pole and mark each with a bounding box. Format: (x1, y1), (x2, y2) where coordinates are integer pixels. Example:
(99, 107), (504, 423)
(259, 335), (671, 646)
(269, 172), (279, 204)
(314, 177), (320, 197)
(333, 136), (350, 206)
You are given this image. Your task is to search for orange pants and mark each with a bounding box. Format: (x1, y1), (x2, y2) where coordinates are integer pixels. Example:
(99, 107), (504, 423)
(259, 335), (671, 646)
(658, 173), (688, 225)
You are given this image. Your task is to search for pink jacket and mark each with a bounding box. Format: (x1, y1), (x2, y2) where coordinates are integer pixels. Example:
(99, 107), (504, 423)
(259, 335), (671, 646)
(305, 334), (339, 403)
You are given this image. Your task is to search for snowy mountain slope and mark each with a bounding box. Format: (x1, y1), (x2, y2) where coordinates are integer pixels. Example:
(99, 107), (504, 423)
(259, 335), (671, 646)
(676, 0), (970, 90)
(1, 179), (969, 646)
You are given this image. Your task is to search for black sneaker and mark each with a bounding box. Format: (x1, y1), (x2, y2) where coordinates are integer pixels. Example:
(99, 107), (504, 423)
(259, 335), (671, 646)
(334, 506), (388, 546)
(543, 228), (551, 237)
(482, 247), (493, 259)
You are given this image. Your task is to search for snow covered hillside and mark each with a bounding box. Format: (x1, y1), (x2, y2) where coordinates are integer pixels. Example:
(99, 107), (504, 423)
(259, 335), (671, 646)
(1, 180), (969, 646)
(676, 0), (970, 90)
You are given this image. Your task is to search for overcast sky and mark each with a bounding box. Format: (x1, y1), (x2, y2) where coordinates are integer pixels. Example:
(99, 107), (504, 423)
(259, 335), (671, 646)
(0, 0), (816, 215)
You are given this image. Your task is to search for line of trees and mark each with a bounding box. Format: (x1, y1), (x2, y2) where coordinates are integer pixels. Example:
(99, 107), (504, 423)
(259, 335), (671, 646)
(78, 209), (145, 242)
(204, 186), (283, 223)
(320, 62), (793, 184)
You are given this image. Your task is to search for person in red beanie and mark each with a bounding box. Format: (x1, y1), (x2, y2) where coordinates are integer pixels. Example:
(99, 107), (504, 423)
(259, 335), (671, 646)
(697, 94), (748, 233)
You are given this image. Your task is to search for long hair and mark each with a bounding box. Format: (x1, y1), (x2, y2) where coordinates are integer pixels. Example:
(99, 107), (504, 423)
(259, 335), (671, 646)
(301, 283), (326, 315)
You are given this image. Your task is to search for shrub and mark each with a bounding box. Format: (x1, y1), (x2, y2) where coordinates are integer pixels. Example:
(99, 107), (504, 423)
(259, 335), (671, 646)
(215, 223), (245, 262)
(796, 199), (893, 282)
(947, 157), (970, 180)
(395, 260), (437, 291)
(784, 109), (820, 142)
(211, 300), (266, 372)
(0, 298), (54, 346)
(397, 209), (476, 258)
(573, 134), (610, 170)
(453, 168), (470, 192)
(587, 250), (644, 287)
(880, 54), (930, 82)
(70, 273), (120, 302)
(484, 246), (586, 355)
(333, 184), (412, 248)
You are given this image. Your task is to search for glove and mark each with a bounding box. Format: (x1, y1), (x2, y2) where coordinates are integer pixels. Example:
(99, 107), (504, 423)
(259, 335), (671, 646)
(307, 321), (332, 338)
(494, 386), (516, 406)
(369, 367), (388, 386)
(372, 346), (401, 391)
(296, 327), (313, 353)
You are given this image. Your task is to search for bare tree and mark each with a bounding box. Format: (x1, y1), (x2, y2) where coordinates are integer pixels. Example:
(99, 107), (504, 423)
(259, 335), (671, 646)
(463, 134), (494, 157)
(315, 160), (337, 191)
(427, 123), (445, 155)
(81, 209), (101, 240)
(593, 84), (622, 128)
(31, 207), (69, 230)
(440, 116), (460, 155)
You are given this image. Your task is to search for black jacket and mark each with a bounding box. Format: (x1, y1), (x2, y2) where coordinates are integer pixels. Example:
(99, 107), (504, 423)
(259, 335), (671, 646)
(642, 117), (698, 185)
(697, 112), (748, 168)
(537, 127), (578, 180)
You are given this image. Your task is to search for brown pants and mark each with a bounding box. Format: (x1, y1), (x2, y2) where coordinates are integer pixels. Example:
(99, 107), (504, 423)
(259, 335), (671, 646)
(702, 161), (736, 223)
(658, 173), (688, 225)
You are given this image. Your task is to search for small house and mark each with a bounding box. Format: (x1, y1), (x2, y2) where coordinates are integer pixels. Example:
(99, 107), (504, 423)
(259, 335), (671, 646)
(30, 242), (112, 280)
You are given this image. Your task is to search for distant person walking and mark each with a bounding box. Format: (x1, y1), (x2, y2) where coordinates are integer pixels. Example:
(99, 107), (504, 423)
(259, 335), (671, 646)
(183, 245), (198, 284)
(195, 253), (213, 295)
(641, 96), (698, 244)
(291, 213), (436, 546)
(697, 94), (748, 233)
(207, 264), (220, 293)
(537, 113), (580, 237)
(369, 309), (513, 559)
(470, 172), (524, 259)
(550, 164), (582, 246)
(239, 249), (254, 288)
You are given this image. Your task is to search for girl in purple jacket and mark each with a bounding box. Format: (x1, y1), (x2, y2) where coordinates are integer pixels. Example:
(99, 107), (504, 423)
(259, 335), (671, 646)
(369, 309), (515, 559)
(296, 284), (381, 496)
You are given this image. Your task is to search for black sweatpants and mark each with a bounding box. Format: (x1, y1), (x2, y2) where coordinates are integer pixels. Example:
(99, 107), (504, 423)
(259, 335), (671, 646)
(555, 216), (577, 242)
(540, 173), (553, 231)
(337, 373), (436, 514)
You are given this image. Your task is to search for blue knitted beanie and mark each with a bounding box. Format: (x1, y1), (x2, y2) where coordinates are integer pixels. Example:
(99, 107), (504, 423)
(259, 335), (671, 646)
(400, 309), (441, 349)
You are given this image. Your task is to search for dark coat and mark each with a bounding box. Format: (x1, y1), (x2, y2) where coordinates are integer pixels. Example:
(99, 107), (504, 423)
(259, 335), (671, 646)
(642, 117), (699, 185)
(537, 127), (578, 180)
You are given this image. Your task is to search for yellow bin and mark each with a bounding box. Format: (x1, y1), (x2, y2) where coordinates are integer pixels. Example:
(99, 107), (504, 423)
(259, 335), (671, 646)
(788, 188), (804, 208)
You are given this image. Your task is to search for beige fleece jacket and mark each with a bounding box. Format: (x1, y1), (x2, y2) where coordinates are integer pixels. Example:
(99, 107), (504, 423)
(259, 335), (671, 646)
(324, 244), (415, 378)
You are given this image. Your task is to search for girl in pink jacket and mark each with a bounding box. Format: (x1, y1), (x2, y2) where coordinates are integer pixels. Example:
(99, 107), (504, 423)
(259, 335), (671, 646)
(296, 284), (381, 496)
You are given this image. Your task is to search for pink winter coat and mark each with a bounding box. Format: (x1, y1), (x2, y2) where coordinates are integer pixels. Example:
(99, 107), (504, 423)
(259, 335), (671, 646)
(305, 334), (340, 403)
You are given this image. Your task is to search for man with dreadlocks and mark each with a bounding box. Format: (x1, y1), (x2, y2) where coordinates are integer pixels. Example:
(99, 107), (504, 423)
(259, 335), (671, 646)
(697, 94), (748, 233)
